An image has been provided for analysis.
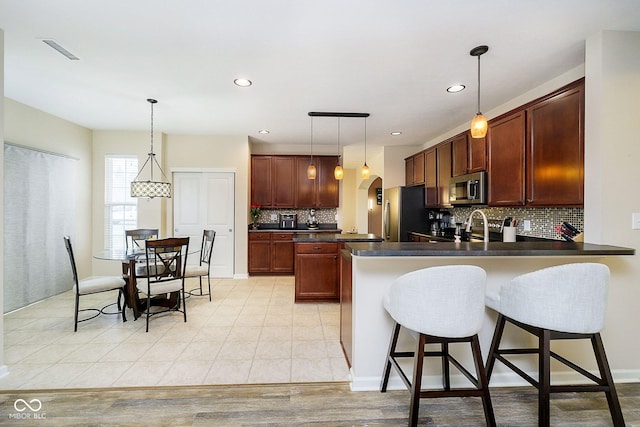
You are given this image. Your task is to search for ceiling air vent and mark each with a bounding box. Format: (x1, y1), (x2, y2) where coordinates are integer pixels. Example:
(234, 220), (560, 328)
(41, 39), (79, 60)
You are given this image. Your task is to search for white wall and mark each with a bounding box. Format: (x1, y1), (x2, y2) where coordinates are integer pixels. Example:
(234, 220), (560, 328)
(0, 29), (5, 372)
(584, 30), (640, 372)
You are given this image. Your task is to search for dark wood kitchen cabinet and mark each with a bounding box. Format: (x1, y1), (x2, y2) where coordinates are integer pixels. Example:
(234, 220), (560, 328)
(452, 131), (486, 176)
(248, 232), (294, 274)
(468, 132), (487, 173)
(436, 141), (452, 207)
(250, 155), (295, 207)
(251, 155), (338, 208)
(295, 242), (340, 302)
(424, 148), (437, 207)
(526, 83), (584, 206)
(405, 156), (414, 186)
(487, 110), (527, 206)
(295, 156), (339, 207)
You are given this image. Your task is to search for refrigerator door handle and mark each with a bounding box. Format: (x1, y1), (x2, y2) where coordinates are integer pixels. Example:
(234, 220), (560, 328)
(384, 199), (391, 240)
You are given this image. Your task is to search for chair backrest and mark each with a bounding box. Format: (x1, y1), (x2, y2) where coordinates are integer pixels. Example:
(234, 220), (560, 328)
(383, 265), (487, 338)
(63, 236), (80, 291)
(144, 237), (190, 282)
(199, 230), (216, 266)
(500, 262), (610, 334)
(125, 228), (159, 252)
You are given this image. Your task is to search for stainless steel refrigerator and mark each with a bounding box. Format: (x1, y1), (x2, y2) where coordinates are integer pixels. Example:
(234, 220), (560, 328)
(383, 186), (428, 242)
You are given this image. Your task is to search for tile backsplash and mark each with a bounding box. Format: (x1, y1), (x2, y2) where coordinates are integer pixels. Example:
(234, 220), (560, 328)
(254, 208), (337, 225)
(448, 207), (584, 241)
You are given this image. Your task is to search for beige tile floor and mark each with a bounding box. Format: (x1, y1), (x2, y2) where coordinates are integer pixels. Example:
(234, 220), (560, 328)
(0, 275), (349, 390)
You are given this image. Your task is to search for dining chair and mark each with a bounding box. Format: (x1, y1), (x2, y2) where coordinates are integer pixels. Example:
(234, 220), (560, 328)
(136, 237), (190, 332)
(125, 228), (159, 276)
(63, 236), (126, 331)
(380, 265), (495, 427)
(185, 229), (216, 301)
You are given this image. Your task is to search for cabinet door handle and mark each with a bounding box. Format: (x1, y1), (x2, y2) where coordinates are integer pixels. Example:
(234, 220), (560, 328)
(313, 246), (321, 251)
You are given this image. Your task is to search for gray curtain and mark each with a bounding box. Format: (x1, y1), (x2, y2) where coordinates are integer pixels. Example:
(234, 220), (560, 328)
(3, 143), (77, 313)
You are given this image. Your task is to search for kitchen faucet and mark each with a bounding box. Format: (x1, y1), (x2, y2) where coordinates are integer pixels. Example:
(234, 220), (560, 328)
(466, 209), (489, 242)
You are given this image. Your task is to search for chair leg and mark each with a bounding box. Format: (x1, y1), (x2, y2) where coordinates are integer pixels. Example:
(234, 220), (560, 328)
(442, 341), (451, 391)
(207, 275), (212, 302)
(471, 334), (496, 427)
(408, 333), (427, 427)
(182, 287), (187, 323)
(486, 313), (506, 380)
(118, 289), (127, 323)
(592, 333), (625, 426)
(380, 322), (402, 392)
(538, 328), (551, 427)
(145, 295), (151, 333)
(74, 293), (80, 332)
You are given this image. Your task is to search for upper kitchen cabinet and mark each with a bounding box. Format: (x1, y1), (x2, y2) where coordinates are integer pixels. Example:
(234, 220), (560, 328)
(526, 81), (584, 206)
(251, 156), (274, 207)
(452, 131), (486, 177)
(487, 79), (584, 207)
(251, 155), (296, 207)
(436, 141), (452, 207)
(424, 148), (438, 207)
(294, 155), (340, 208)
(405, 151), (425, 186)
(487, 110), (527, 206)
(252, 155), (338, 208)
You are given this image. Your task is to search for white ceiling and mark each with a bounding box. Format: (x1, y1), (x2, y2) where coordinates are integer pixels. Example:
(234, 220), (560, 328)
(1, 0), (640, 152)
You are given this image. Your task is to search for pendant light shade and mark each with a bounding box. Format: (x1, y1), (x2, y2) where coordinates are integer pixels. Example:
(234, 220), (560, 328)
(470, 45), (489, 139)
(131, 99), (172, 198)
(334, 118), (343, 180)
(307, 115), (316, 179)
(361, 116), (370, 179)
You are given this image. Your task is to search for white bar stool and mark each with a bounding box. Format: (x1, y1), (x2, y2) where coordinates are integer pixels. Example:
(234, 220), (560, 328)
(380, 265), (495, 427)
(485, 262), (625, 426)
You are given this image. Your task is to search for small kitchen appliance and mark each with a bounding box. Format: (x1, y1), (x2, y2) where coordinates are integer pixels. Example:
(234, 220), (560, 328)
(307, 209), (319, 229)
(279, 214), (297, 229)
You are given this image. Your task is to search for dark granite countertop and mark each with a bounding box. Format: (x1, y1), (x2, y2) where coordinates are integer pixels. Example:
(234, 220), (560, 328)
(293, 233), (383, 243)
(345, 241), (635, 257)
(249, 225), (340, 233)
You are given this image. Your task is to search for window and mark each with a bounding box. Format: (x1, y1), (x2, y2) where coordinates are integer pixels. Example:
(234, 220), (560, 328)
(105, 156), (138, 250)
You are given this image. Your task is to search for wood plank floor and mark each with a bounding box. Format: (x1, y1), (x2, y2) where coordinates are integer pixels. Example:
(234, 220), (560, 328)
(1, 381), (639, 426)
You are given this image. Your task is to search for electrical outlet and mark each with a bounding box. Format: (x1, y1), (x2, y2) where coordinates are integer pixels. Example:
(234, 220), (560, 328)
(523, 219), (531, 231)
(632, 213), (640, 230)
(270, 213), (277, 221)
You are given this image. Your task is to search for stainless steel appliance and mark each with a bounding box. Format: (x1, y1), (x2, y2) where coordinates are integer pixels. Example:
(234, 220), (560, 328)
(449, 171), (487, 205)
(383, 186), (428, 242)
(279, 214), (297, 229)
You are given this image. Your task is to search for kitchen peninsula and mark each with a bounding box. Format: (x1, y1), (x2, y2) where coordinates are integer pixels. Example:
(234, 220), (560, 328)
(340, 240), (634, 391)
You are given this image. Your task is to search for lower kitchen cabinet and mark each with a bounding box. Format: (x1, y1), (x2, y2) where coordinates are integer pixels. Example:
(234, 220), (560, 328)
(339, 250), (352, 367)
(248, 232), (294, 274)
(294, 242), (340, 302)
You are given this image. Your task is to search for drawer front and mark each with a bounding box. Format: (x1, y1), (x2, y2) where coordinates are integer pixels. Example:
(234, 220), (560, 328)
(272, 233), (294, 241)
(249, 232), (270, 241)
(295, 242), (338, 254)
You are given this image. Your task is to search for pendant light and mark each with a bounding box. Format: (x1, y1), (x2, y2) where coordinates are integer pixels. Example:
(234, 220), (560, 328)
(130, 99), (172, 198)
(470, 45), (489, 139)
(361, 117), (370, 179)
(307, 115), (316, 179)
(334, 117), (344, 180)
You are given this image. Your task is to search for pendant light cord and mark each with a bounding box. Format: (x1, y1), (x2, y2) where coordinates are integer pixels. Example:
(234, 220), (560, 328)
(337, 118), (341, 165)
(476, 54), (481, 114)
(149, 99), (155, 181)
(310, 116), (314, 164)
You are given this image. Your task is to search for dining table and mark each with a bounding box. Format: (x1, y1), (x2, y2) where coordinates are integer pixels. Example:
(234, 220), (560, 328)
(94, 247), (198, 321)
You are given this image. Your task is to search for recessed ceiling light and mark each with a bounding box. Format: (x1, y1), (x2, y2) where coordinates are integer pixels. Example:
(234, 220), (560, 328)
(234, 78), (252, 87)
(258, 130), (270, 134)
(390, 131), (402, 136)
(447, 84), (466, 93)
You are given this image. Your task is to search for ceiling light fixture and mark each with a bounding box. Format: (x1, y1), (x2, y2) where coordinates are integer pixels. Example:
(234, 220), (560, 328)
(334, 118), (343, 180)
(233, 78), (252, 87)
(307, 116), (316, 179)
(130, 99), (171, 198)
(258, 129), (270, 134)
(390, 131), (402, 136)
(447, 84), (465, 93)
(470, 45), (489, 138)
(361, 117), (370, 179)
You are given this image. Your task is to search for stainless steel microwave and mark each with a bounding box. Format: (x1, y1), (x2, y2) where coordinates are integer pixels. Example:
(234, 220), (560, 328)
(449, 171), (487, 205)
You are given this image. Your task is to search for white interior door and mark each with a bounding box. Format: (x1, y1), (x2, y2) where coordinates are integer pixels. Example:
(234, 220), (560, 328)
(173, 171), (235, 278)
